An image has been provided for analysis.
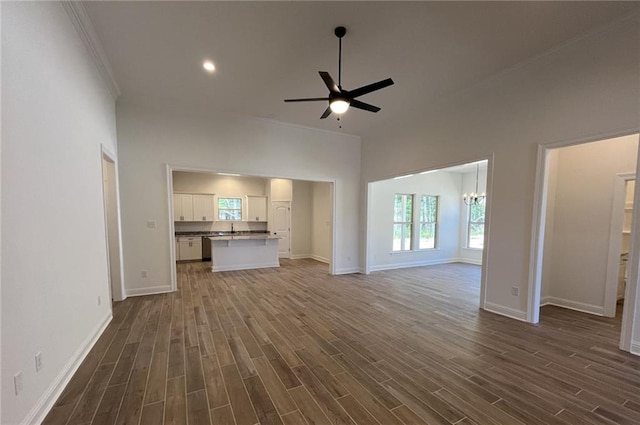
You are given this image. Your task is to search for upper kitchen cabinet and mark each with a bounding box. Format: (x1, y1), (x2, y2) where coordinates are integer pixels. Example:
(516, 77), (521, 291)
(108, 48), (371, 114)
(173, 193), (194, 221)
(173, 193), (215, 222)
(246, 196), (267, 221)
(193, 194), (215, 221)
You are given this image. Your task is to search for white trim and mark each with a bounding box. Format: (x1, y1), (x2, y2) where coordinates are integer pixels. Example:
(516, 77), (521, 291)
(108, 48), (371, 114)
(484, 302), (527, 322)
(457, 258), (483, 266)
(334, 267), (361, 275)
(369, 258), (460, 272)
(61, 2), (120, 99)
(310, 255), (330, 264)
(540, 296), (604, 316)
(604, 173), (635, 317)
(101, 145), (126, 302)
(290, 254), (311, 260)
(127, 285), (174, 297)
(631, 341), (640, 356)
(289, 255), (330, 264)
(528, 144), (548, 324)
(167, 165), (178, 293)
(23, 313), (112, 425)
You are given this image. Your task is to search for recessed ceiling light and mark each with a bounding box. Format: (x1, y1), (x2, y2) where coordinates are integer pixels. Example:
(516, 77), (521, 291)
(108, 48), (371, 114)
(203, 60), (216, 73)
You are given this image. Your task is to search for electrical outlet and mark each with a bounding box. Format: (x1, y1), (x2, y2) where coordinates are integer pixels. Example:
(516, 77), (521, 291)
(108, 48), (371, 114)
(141, 270), (148, 278)
(35, 352), (43, 372)
(511, 287), (519, 296)
(14, 371), (23, 395)
(146, 220), (157, 229)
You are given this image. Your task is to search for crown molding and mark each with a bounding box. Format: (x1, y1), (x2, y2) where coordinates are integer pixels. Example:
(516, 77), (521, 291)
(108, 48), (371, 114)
(61, 1), (120, 100)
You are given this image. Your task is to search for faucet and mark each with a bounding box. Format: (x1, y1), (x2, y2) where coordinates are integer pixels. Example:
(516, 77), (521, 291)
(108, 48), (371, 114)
(231, 223), (235, 234)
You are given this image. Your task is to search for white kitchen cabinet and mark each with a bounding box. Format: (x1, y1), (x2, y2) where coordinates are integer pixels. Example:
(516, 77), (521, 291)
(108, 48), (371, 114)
(246, 196), (267, 221)
(177, 237), (202, 261)
(193, 194), (215, 221)
(173, 194), (194, 221)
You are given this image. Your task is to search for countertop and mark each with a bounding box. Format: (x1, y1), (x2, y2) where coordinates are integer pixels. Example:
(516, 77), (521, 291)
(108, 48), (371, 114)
(208, 234), (279, 241)
(176, 231), (269, 237)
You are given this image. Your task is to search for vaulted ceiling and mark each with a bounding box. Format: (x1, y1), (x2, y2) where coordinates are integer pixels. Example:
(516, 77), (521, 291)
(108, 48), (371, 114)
(83, 1), (639, 137)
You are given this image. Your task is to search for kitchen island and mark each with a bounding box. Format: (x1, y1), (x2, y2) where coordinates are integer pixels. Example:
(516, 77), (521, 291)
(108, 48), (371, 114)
(208, 234), (280, 272)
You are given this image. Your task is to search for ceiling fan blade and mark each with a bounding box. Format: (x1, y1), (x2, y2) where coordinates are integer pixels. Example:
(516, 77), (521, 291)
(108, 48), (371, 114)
(320, 106), (332, 119)
(350, 99), (381, 113)
(284, 97), (329, 102)
(319, 71), (340, 93)
(347, 78), (394, 98)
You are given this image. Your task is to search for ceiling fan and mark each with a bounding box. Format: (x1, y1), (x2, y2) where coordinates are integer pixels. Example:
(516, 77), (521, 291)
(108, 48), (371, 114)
(284, 26), (394, 119)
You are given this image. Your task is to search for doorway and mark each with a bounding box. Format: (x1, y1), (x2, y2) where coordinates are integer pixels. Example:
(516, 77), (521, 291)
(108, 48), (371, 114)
(530, 133), (639, 352)
(101, 149), (125, 301)
(364, 158), (491, 311)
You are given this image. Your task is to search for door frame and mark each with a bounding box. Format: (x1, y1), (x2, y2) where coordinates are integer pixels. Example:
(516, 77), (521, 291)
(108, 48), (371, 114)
(604, 173), (635, 317)
(100, 145), (126, 301)
(528, 130), (640, 354)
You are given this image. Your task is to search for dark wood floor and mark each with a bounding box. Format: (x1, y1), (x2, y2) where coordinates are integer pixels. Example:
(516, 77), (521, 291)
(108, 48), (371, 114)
(44, 259), (640, 425)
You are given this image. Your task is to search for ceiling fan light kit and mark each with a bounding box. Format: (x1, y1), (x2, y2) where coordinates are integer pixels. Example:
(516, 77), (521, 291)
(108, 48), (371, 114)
(284, 26), (394, 120)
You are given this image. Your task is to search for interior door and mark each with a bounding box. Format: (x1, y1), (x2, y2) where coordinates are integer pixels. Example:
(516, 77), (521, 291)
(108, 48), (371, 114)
(272, 201), (291, 258)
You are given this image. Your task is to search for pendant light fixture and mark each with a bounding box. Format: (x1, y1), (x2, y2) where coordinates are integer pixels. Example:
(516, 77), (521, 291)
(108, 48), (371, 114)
(463, 163), (486, 206)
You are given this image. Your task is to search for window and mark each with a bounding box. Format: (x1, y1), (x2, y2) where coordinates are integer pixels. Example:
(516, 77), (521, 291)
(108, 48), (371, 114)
(419, 195), (438, 249)
(218, 197), (242, 220)
(467, 203), (485, 249)
(393, 194), (413, 251)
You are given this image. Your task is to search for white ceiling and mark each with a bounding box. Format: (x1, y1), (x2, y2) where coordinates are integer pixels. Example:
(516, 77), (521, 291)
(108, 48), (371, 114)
(83, 1), (639, 138)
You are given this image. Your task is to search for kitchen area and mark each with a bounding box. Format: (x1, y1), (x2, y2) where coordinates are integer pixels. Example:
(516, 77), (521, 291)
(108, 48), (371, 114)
(172, 171), (333, 272)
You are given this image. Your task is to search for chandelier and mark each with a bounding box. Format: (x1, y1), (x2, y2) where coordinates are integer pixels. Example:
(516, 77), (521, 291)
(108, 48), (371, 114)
(463, 163), (486, 206)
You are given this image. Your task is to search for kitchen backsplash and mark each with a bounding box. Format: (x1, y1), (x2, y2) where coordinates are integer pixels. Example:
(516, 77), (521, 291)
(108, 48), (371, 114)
(174, 221), (267, 233)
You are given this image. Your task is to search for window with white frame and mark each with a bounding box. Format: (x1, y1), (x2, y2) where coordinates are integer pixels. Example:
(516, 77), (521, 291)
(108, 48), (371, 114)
(419, 195), (438, 249)
(218, 197), (242, 220)
(467, 202), (485, 249)
(393, 194), (413, 251)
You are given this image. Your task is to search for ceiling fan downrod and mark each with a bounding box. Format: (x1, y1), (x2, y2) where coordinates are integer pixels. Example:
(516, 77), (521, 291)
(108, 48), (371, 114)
(335, 26), (346, 89)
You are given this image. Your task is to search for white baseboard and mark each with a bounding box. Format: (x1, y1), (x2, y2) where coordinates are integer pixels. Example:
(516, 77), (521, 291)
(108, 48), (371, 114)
(289, 254), (330, 264)
(310, 255), (329, 264)
(369, 258), (458, 272)
(631, 341), (640, 356)
(126, 285), (173, 297)
(334, 267), (361, 275)
(455, 257), (483, 265)
(541, 296), (604, 316)
(289, 254), (310, 260)
(484, 302), (528, 322)
(24, 312), (112, 425)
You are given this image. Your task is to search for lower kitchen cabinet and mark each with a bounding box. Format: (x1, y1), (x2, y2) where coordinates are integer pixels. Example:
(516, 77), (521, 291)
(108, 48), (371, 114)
(177, 237), (202, 261)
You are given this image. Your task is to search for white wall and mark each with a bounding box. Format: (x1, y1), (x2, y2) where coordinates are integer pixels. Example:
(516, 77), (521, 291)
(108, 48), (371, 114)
(368, 171), (462, 271)
(458, 168), (488, 264)
(542, 135), (638, 314)
(291, 180), (313, 258)
(117, 101), (361, 294)
(361, 13), (640, 320)
(1, 3), (117, 423)
(311, 182), (332, 263)
(173, 172), (266, 196)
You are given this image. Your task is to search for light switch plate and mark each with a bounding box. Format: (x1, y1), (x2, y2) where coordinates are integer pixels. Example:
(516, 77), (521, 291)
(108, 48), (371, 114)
(146, 220), (157, 229)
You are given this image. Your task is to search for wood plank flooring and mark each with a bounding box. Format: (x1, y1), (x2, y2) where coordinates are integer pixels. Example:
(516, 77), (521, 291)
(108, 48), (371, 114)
(44, 259), (640, 425)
